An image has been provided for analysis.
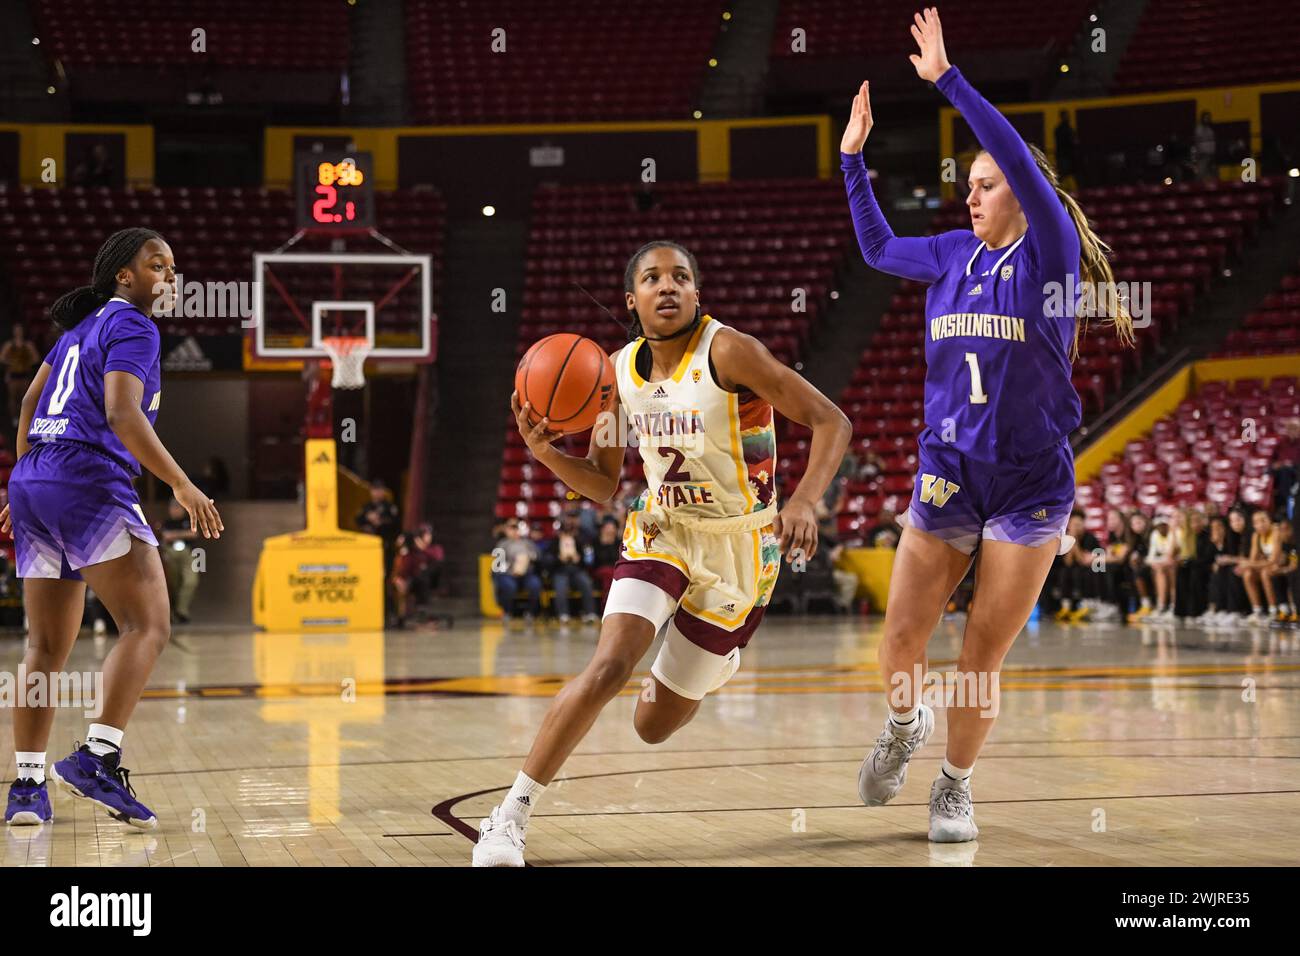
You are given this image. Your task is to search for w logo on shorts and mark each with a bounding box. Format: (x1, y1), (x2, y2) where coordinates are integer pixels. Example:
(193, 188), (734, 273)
(919, 473), (960, 508)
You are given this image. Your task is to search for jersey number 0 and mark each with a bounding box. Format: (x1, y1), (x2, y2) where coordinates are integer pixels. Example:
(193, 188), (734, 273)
(47, 344), (80, 415)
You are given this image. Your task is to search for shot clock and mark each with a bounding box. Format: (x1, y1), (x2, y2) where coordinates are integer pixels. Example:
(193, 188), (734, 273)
(295, 152), (375, 230)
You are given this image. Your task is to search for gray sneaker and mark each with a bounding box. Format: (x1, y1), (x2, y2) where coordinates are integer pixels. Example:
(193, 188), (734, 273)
(857, 705), (934, 806)
(928, 779), (978, 843)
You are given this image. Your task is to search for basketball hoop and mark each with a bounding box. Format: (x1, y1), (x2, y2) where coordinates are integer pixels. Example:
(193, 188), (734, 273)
(320, 336), (371, 389)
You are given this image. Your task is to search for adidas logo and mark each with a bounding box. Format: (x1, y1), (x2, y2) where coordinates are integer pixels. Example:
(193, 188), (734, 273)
(652, 386), (668, 398)
(967, 283), (983, 296)
(516, 795), (531, 806)
(162, 335), (212, 372)
(1031, 508), (1047, 520)
(720, 602), (736, 614)
(313, 451), (331, 464)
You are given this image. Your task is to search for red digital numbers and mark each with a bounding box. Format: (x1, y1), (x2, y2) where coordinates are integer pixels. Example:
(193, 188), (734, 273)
(312, 184), (336, 223)
(300, 154), (370, 229)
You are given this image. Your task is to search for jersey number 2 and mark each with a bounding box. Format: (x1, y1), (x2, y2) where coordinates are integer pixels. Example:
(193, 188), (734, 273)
(964, 352), (989, 405)
(47, 344), (80, 415)
(657, 445), (692, 482)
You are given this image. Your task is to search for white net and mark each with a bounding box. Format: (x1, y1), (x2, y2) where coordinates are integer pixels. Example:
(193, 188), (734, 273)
(320, 336), (371, 389)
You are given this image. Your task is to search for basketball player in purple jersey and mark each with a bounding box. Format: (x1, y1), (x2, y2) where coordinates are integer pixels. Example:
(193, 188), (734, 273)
(842, 10), (1133, 842)
(3, 228), (222, 828)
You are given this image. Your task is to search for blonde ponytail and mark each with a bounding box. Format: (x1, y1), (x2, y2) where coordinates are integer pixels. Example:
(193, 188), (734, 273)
(981, 146), (1136, 360)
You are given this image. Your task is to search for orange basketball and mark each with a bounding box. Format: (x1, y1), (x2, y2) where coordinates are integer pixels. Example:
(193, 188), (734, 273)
(515, 333), (617, 436)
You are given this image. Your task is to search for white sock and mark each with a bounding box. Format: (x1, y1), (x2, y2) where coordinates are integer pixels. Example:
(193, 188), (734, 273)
(86, 723), (124, 758)
(889, 705), (921, 735)
(939, 758), (972, 788)
(1267, 605), (1277, 615)
(1060, 599), (1072, 611)
(16, 751), (46, 785)
(1140, 597), (1151, 609)
(1252, 606), (1263, 615)
(501, 771), (546, 826)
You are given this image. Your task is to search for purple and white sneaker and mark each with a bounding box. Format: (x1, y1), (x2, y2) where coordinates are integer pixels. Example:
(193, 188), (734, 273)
(5, 778), (53, 825)
(49, 744), (157, 829)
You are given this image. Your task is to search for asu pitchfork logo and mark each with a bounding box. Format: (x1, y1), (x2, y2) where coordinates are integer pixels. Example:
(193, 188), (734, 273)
(919, 473), (960, 507)
(642, 521), (662, 551)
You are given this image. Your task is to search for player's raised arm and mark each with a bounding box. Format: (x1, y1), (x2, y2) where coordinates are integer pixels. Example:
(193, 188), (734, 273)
(511, 389), (625, 504)
(911, 7), (1076, 277)
(842, 81), (965, 282)
(711, 328), (851, 561)
(104, 370), (222, 539)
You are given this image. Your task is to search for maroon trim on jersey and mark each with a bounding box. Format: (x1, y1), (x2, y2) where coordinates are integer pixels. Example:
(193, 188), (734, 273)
(611, 557), (689, 600)
(673, 603), (767, 655)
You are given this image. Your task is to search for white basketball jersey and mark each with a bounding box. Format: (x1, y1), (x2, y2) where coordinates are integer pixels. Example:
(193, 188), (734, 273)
(613, 315), (776, 521)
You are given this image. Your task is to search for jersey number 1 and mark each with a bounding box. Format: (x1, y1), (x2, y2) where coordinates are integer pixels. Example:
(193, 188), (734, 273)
(47, 344), (80, 415)
(964, 352), (989, 405)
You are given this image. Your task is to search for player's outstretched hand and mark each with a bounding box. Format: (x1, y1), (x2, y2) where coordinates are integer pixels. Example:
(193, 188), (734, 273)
(511, 390), (563, 457)
(840, 81), (874, 154)
(774, 497), (818, 564)
(174, 479), (223, 539)
(0, 503), (9, 537)
(908, 7), (951, 84)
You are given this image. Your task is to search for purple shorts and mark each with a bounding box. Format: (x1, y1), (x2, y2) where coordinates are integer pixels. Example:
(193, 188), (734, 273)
(8, 441), (158, 580)
(899, 426), (1075, 556)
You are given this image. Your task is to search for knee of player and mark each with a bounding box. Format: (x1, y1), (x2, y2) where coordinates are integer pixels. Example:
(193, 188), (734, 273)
(879, 619), (932, 656)
(22, 634), (66, 664)
(128, 619), (171, 653)
(633, 714), (675, 746)
(584, 655), (636, 698)
(954, 642), (1006, 675)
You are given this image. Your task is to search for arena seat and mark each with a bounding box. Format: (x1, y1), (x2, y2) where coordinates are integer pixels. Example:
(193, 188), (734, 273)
(405, 0), (723, 124)
(1114, 0), (1300, 93)
(1075, 374), (1297, 536)
(34, 0), (347, 72)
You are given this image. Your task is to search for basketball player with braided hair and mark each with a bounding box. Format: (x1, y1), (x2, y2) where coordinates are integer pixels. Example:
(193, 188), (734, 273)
(3, 228), (222, 829)
(842, 9), (1134, 842)
(473, 240), (852, 865)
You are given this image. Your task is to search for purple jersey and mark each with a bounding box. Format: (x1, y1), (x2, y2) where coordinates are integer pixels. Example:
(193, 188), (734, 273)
(28, 296), (161, 476)
(843, 66), (1082, 465)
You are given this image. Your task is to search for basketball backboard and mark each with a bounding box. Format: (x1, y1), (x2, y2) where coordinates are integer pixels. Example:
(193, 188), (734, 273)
(247, 251), (435, 369)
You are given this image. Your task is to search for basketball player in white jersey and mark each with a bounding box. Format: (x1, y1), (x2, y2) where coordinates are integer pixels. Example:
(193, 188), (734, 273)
(473, 241), (852, 866)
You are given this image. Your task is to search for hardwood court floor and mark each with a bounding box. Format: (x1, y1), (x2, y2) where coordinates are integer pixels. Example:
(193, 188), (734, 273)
(2, 615), (1298, 866)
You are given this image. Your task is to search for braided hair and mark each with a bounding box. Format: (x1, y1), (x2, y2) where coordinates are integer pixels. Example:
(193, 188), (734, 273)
(49, 227), (163, 330)
(622, 240), (701, 341)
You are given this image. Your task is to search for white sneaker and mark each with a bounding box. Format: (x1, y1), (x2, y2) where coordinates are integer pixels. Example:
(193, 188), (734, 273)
(472, 807), (526, 867)
(929, 779), (978, 843)
(858, 705), (934, 806)
(707, 647), (741, 693)
(1245, 611), (1268, 625)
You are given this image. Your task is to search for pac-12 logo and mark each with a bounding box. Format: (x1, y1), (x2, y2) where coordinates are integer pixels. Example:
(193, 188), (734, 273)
(691, 368), (702, 383)
(919, 474), (960, 507)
